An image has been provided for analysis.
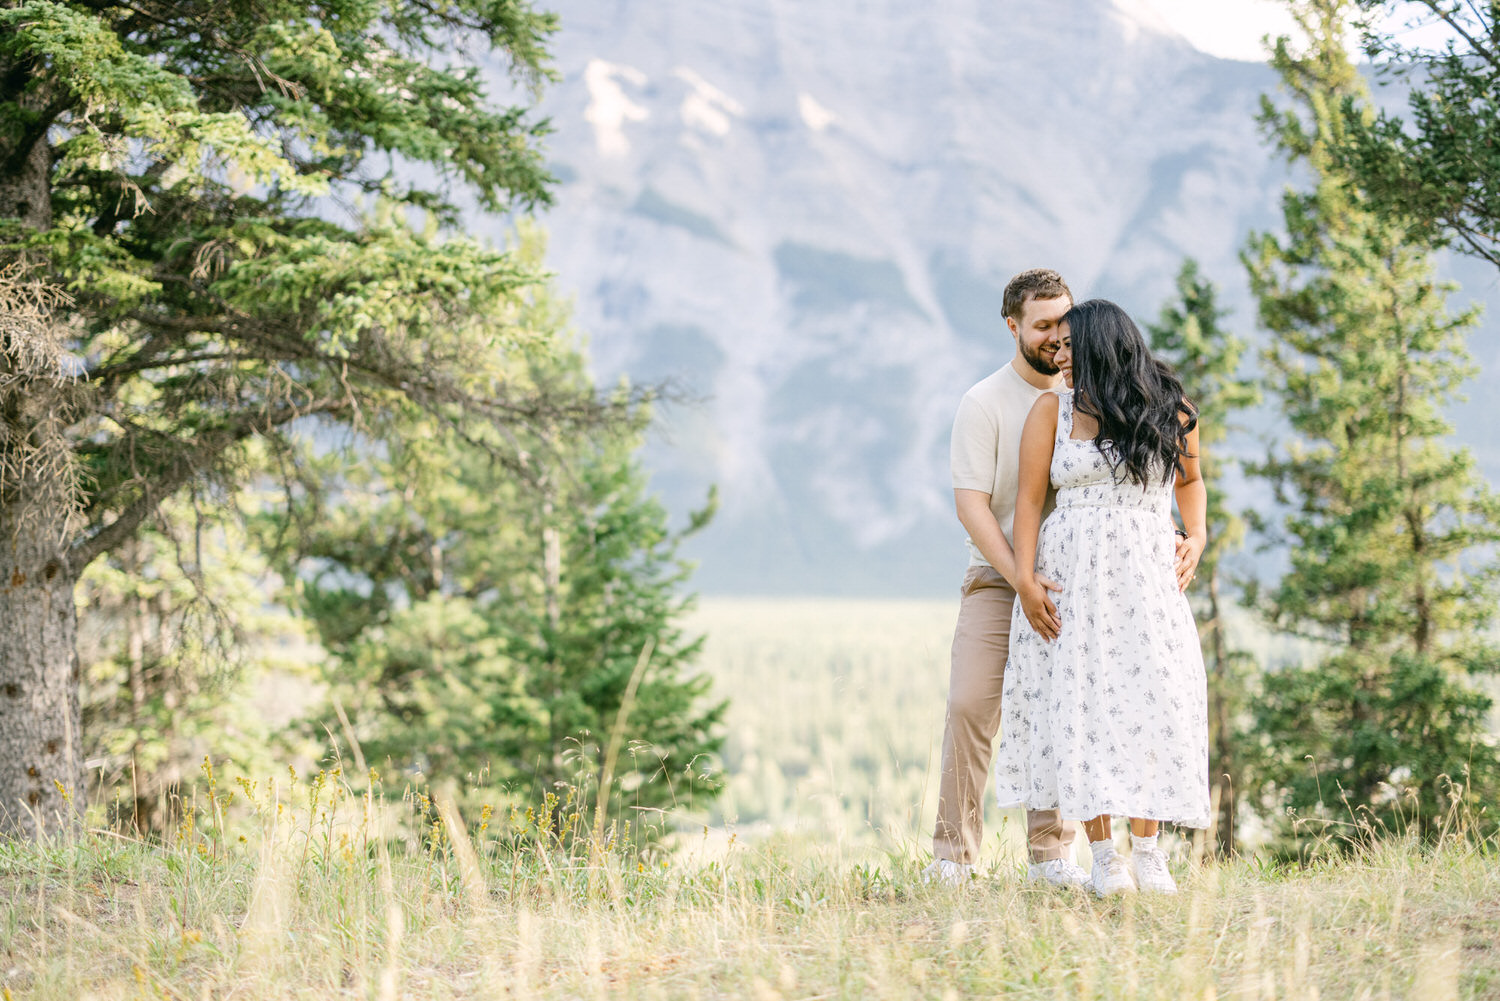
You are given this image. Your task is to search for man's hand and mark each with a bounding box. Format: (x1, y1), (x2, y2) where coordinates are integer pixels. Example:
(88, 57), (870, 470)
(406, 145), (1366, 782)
(1016, 574), (1063, 641)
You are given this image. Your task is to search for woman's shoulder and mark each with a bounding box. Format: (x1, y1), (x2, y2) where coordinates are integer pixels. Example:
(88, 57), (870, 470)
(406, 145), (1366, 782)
(1029, 390), (1064, 415)
(1021, 390), (1063, 435)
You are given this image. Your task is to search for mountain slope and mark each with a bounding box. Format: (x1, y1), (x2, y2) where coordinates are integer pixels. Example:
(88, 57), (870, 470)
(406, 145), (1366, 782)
(488, 0), (1499, 595)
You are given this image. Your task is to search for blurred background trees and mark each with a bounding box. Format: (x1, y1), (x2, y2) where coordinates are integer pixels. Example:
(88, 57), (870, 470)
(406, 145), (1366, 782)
(265, 239), (724, 842)
(1147, 260), (1260, 855)
(77, 488), (295, 834)
(1243, 0), (1500, 848)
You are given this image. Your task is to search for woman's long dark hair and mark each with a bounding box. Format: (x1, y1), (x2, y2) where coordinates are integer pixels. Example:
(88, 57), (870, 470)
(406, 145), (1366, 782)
(1064, 299), (1197, 486)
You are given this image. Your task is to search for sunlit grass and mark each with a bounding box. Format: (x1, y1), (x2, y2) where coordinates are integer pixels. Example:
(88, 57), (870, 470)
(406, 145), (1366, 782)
(2, 793), (1496, 999)
(9, 598), (1497, 998)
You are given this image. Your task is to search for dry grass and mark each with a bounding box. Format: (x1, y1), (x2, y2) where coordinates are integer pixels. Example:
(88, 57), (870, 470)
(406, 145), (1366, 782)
(8, 598), (1496, 998)
(2, 801), (1496, 999)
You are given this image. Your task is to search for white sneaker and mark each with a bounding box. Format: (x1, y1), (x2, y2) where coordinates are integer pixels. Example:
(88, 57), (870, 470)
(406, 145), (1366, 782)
(921, 858), (975, 888)
(1090, 849), (1137, 898)
(1026, 857), (1091, 890)
(1131, 846), (1178, 894)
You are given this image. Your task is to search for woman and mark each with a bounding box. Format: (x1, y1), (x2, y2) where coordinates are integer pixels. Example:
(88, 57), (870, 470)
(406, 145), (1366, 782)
(991, 298), (1209, 897)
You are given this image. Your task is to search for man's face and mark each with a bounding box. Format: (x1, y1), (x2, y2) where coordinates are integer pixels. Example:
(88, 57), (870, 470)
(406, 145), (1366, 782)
(1007, 294), (1070, 376)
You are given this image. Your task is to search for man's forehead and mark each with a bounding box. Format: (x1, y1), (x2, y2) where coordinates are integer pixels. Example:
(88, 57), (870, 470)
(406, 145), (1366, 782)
(1021, 295), (1072, 322)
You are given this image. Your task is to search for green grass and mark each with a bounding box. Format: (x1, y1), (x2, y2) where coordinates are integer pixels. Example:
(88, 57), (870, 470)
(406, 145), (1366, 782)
(684, 597), (1317, 856)
(2, 815), (1496, 999)
(687, 598), (958, 845)
(9, 598), (1497, 997)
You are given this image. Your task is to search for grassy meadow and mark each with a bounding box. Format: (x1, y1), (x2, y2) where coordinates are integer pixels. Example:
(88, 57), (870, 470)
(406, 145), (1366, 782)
(686, 598), (959, 852)
(684, 596), (1313, 861)
(3, 795), (1496, 998)
(4, 597), (1499, 998)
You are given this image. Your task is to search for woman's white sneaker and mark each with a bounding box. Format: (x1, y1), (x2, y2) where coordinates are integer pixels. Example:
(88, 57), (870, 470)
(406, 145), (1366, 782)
(1090, 850), (1137, 898)
(1131, 846), (1178, 894)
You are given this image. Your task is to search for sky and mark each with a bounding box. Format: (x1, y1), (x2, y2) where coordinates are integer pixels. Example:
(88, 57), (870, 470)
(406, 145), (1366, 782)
(1124, 0), (1300, 61)
(1130, 0), (1459, 62)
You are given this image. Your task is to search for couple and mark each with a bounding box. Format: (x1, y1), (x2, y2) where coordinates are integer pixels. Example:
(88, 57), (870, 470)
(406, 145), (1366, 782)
(929, 269), (1209, 897)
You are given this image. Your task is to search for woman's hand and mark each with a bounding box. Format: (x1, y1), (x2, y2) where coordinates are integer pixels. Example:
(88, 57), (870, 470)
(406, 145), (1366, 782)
(1017, 575), (1062, 641)
(1174, 533), (1206, 591)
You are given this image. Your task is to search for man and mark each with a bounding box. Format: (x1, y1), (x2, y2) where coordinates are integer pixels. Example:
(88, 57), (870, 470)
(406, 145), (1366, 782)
(927, 268), (1089, 888)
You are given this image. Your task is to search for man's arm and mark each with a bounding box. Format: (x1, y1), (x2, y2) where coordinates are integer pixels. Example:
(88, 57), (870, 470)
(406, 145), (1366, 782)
(955, 488), (1020, 584)
(950, 388), (1062, 595)
(950, 391), (1018, 580)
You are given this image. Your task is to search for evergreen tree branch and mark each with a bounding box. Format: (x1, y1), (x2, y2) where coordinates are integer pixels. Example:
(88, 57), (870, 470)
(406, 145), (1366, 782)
(1421, 0), (1500, 70)
(69, 394), (349, 572)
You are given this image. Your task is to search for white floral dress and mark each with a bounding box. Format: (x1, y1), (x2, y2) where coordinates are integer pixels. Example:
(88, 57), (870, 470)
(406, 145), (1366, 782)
(992, 391), (1210, 828)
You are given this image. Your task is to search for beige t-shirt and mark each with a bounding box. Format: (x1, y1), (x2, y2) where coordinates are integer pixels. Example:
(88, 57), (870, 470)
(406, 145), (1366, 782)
(950, 362), (1057, 567)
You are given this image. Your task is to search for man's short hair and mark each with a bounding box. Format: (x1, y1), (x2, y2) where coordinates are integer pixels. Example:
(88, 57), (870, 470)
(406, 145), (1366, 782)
(1002, 268), (1072, 321)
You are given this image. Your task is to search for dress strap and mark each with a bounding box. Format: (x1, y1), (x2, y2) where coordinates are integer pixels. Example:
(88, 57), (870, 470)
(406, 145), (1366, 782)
(1055, 390), (1074, 443)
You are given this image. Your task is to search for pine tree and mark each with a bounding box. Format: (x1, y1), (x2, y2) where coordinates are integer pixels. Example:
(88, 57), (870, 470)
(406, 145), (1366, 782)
(271, 242), (724, 843)
(0, 1), (619, 835)
(1147, 259), (1260, 854)
(78, 486), (299, 834)
(1340, 1), (1500, 271)
(503, 419), (724, 841)
(1244, 0), (1500, 849)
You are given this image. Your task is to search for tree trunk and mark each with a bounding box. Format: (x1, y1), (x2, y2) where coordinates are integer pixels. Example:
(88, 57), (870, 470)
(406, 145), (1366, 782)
(540, 491), (567, 833)
(1, 61), (81, 838)
(1206, 571), (1235, 856)
(0, 496), (83, 837)
(0, 84), (56, 231)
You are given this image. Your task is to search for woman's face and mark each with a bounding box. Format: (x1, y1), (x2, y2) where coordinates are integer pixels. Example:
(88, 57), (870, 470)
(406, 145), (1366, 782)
(1055, 320), (1073, 389)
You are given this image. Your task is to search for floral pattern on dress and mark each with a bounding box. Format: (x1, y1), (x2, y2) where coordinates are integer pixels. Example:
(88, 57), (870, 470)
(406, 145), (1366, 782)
(992, 391), (1211, 828)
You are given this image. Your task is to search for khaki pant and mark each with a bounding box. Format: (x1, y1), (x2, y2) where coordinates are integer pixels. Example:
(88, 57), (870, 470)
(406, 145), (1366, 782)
(933, 564), (1077, 865)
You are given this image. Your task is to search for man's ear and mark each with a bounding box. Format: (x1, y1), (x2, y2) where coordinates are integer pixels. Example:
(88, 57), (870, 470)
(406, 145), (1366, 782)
(1006, 315), (1020, 339)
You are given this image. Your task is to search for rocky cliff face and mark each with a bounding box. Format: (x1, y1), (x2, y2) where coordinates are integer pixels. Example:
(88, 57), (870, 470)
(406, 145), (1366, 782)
(481, 0), (1498, 595)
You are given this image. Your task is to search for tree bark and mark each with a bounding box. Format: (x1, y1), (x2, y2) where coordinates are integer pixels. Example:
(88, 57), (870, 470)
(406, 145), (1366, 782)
(1206, 570), (1235, 856)
(0, 491), (83, 837)
(1, 66), (80, 835)
(0, 74), (57, 232)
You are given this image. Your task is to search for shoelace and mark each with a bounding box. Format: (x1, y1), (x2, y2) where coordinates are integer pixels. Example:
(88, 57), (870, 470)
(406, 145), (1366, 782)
(1135, 850), (1168, 881)
(1101, 854), (1132, 882)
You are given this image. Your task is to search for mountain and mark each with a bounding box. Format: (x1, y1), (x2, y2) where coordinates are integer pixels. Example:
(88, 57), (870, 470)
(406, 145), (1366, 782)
(475, 0), (1500, 595)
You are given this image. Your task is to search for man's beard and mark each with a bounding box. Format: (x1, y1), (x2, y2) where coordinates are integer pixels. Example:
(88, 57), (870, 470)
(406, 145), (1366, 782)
(1020, 339), (1060, 376)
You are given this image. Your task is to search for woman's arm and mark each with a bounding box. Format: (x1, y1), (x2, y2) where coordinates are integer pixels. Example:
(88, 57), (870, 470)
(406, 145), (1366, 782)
(1015, 394), (1061, 640)
(1173, 419), (1207, 592)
